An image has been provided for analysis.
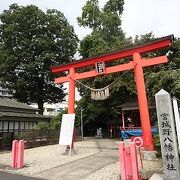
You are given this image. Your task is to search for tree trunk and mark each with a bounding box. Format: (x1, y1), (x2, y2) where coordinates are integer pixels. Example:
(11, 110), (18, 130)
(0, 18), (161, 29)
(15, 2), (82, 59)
(37, 76), (44, 115)
(37, 98), (44, 115)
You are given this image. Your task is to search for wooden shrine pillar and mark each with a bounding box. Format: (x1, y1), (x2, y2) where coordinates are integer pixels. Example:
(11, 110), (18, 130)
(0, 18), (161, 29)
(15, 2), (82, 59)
(122, 110), (125, 129)
(133, 53), (154, 151)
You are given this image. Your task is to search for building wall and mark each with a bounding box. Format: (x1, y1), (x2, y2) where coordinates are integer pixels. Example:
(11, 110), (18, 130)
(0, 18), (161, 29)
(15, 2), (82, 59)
(0, 120), (37, 132)
(30, 101), (68, 116)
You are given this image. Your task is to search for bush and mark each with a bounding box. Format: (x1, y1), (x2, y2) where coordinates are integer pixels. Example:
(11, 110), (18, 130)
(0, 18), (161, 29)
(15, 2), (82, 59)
(2, 133), (12, 144)
(153, 134), (161, 156)
(35, 122), (49, 130)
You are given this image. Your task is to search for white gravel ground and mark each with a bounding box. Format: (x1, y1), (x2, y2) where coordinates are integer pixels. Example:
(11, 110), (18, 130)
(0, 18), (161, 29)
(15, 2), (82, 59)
(0, 140), (100, 176)
(83, 162), (120, 180)
(0, 138), (163, 179)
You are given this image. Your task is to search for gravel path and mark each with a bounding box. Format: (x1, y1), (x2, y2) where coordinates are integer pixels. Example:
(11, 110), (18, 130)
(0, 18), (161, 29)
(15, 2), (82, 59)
(35, 150), (118, 180)
(0, 138), (100, 176)
(0, 138), (163, 179)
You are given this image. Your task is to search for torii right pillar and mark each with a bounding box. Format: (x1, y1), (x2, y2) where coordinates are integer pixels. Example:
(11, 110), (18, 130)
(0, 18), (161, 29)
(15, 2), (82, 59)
(133, 52), (154, 151)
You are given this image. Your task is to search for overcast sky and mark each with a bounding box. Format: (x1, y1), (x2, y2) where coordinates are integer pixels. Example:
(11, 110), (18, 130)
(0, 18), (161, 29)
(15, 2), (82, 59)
(1, 0), (180, 40)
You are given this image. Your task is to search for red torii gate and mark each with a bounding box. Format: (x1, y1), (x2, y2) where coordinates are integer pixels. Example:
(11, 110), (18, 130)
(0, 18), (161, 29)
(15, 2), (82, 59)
(51, 35), (173, 151)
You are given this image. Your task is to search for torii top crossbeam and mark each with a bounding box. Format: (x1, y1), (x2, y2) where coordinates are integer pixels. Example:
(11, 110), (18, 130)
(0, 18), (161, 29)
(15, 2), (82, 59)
(51, 35), (173, 76)
(51, 35), (173, 151)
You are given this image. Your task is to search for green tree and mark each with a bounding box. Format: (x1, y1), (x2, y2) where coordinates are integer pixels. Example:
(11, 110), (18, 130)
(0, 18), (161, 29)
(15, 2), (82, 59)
(77, 0), (132, 57)
(76, 0), (134, 127)
(145, 38), (180, 100)
(134, 32), (155, 44)
(77, 0), (101, 31)
(0, 4), (78, 114)
(50, 109), (67, 129)
(77, 0), (180, 130)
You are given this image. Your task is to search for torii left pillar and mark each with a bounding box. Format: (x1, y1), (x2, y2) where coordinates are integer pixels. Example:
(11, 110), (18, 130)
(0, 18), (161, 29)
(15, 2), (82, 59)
(68, 68), (75, 149)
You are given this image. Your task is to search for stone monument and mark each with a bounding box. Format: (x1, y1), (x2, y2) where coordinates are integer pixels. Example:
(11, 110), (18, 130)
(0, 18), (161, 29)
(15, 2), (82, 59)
(155, 89), (180, 180)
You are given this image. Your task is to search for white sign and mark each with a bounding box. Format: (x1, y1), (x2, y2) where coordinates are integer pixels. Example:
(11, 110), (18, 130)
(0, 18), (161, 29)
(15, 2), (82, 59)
(59, 114), (75, 146)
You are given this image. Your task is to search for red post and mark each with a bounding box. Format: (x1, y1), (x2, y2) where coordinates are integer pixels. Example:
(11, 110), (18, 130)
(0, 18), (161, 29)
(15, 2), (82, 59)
(133, 53), (154, 151)
(68, 68), (75, 114)
(125, 147), (133, 179)
(119, 142), (126, 180)
(68, 68), (75, 149)
(17, 140), (25, 168)
(130, 142), (139, 180)
(11, 140), (18, 168)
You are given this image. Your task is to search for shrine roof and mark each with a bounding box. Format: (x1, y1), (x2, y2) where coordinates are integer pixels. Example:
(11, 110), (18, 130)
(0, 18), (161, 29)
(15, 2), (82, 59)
(117, 100), (155, 111)
(0, 99), (37, 111)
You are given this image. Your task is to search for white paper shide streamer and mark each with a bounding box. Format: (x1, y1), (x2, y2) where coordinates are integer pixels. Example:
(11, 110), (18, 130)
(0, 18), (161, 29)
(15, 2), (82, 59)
(91, 87), (110, 100)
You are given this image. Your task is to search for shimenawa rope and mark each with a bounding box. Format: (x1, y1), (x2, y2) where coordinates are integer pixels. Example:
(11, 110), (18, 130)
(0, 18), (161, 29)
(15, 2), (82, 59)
(72, 69), (131, 100)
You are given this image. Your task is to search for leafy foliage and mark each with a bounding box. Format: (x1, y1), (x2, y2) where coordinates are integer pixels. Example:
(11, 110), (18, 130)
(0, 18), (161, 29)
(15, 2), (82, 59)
(50, 109), (68, 129)
(0, 4), (78, 114)
(35, 122), (49, 130)
(76, 0), (135, 128)
(76, 1), (180, 132)
(153, 134), (161, 156)
(77, 0), (101, 31)
(146, 69), (180, 100)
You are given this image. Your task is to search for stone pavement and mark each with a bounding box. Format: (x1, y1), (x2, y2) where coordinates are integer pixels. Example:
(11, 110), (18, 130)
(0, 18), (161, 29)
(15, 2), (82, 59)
(34, 138), (119, 180)
(0, 170), (44, 180)
(35, 150), (118, 179)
